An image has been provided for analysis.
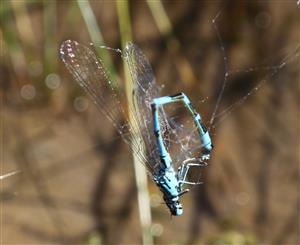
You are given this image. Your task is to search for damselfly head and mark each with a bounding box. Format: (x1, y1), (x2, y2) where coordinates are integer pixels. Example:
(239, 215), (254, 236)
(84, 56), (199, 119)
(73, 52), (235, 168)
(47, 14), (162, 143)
(163, 196), (183, 216)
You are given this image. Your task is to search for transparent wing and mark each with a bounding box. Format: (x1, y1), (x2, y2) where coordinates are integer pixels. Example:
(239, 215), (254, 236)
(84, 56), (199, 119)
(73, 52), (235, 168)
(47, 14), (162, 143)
(59, 40), (155, 174)
(123, 42), (205, 174)
(124, 43), (171, 173)
(168, 118), (206, 165)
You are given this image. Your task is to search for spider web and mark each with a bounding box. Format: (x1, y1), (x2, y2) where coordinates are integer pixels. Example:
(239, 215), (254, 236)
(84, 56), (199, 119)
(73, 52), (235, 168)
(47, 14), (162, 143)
(208, 10), (300, 131)
(156, 8), (300, 185)
(62, 7), (299, 186)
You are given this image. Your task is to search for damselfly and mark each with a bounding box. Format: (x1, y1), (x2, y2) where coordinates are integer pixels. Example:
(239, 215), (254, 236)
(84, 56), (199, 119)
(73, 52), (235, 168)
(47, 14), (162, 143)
(59, 40), (213, 216)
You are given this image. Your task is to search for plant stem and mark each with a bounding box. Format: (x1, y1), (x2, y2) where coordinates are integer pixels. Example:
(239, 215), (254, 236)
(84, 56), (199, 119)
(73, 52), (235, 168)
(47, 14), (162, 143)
(116, 1), (153, 245)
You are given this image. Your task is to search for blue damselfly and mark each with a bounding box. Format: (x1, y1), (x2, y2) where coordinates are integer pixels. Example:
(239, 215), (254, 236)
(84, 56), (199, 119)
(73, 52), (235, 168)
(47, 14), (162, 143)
(60, 40), (212, 216)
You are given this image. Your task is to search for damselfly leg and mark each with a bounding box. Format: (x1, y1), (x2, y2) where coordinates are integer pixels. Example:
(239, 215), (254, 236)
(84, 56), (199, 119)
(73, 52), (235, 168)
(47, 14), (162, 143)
(177, 158), (207, 187)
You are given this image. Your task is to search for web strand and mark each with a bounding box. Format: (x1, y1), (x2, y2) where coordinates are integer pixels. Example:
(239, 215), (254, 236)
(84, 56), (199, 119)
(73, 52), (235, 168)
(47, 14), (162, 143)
(208, 9), (300, 131)
(209, 10), (229, 130)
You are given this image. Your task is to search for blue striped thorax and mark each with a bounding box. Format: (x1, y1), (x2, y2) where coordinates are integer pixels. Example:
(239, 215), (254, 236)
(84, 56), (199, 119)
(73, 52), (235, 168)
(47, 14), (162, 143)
(154, 166), (184, 216)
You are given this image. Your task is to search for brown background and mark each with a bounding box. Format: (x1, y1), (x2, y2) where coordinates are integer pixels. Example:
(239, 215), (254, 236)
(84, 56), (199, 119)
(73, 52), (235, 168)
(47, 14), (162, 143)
(1, 1), (299, 244)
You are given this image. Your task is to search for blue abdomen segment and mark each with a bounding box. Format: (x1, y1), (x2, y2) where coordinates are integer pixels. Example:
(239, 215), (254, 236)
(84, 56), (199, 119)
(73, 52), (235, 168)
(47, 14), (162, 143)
(151, 102), (172, 168)
(201, 131), (213, 152)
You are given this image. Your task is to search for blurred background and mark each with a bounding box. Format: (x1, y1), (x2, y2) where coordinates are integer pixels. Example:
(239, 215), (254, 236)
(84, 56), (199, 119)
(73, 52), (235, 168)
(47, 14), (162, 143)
(1, 1), (299, 244)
